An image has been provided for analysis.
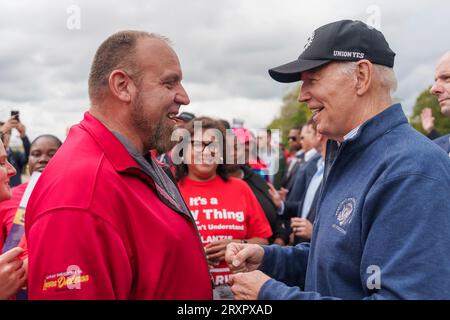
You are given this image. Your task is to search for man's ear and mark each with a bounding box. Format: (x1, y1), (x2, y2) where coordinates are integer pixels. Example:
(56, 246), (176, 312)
(108, 70), (134, 103)
(316, 132), (322, 141)
(355, 60), (373, 96)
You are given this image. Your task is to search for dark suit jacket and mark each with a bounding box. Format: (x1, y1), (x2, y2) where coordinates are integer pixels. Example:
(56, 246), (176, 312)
(241, 165), (289, 244)
(293, 181), (322, 245)
(282, 157), (303, 190)
(282, 153), (321, 219)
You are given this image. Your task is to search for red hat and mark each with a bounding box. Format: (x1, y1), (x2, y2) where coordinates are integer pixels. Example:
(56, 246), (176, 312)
(232, 128), (255, 144)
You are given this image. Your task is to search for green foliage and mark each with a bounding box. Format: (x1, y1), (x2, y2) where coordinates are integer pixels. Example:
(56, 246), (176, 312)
(409, 88), (450, 135)
(267, 85), (311, 145)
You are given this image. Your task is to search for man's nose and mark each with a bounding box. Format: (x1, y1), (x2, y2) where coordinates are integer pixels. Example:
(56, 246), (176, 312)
(176, 84), (190, 105)
(6, 160), (17, 177)
(430, 81), (443, 96)
(298, 86), (310, 103)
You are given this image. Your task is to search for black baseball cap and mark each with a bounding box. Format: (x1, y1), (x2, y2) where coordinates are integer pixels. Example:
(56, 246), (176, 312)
(269, 20), (396, 83)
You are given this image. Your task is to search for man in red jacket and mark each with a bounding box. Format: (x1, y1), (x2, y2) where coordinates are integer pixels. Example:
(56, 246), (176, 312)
(25, 31), (213, 299)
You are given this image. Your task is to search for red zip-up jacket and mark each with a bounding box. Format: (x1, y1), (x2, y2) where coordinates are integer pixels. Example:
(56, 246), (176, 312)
(25, 112), (213, 300)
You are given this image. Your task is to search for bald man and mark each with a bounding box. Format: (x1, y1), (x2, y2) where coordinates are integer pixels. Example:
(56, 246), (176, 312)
(430, 51), (450, 155)
(25, 31), (212, 300)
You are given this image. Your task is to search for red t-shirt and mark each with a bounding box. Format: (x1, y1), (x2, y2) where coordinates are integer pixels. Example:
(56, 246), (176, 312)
(0, 182), (28, 257)
(178, 176), (272, 286)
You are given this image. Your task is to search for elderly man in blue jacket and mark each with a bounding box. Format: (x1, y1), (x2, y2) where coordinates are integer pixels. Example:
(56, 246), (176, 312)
(225, 20), (450, 300)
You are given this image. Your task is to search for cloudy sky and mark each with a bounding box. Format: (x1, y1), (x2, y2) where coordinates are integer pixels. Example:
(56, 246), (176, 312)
(1, 0), (449, 143)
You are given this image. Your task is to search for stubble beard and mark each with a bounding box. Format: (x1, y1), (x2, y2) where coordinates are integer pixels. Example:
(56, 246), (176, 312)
(131, 92), (175, 154)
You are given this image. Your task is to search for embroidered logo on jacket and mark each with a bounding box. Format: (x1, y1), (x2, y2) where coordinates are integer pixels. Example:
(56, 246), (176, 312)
(332, 198), (356, 235)
(42, 265), (90, 292)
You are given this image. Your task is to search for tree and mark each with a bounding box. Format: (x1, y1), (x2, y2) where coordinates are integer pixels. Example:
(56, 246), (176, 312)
(409, 88), (450, 135)
(267, 85), (311, 145)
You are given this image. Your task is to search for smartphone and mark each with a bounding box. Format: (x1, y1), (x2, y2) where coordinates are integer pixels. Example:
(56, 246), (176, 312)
(10, 110), (20, 122)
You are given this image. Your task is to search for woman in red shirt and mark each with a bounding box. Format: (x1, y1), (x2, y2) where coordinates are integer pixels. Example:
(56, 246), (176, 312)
(1, 135), (62, 253)
(175, 117), (272, 299)
(0, 135), (27, 299)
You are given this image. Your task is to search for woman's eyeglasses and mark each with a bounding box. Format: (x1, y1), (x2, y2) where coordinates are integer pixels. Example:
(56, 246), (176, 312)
(190, 140), (220, 153)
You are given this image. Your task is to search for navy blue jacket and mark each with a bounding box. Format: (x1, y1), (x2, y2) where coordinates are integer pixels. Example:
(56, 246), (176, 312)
(258, 104), (450, 300)
(434, 134), (450, 156)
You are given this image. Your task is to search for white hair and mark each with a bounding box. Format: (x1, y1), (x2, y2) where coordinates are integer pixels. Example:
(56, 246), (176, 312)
(336, 61), (397, 97)
(373, 64), (398, 96)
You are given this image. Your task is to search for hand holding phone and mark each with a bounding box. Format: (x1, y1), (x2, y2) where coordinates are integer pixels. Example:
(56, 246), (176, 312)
(10, 110), (20, 122)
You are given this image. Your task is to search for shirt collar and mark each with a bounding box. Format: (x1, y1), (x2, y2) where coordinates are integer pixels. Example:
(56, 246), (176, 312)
(341, 104), (408, 154)
(79, 111), (140, 172)
(317, 157), (325, 170)
(295, 150), (305, 157)
(343, 125), (361, 141)
(304, 148), (318, 162)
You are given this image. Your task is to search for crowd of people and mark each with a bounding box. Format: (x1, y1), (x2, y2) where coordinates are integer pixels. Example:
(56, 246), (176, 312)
(0, 19), (449, 300)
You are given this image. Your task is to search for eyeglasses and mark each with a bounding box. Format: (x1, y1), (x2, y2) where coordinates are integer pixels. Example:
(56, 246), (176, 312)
(190, 140), (220, 153)
(288, 136), (298, 142)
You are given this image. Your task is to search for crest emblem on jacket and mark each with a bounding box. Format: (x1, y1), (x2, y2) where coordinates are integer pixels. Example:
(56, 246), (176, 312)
(333, 198), (356, 235)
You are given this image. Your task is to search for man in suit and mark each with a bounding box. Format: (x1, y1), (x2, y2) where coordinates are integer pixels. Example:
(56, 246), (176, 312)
(268, 119), (321, 242)
(290, 129), (327, 244)
(282, 126), (304, 191)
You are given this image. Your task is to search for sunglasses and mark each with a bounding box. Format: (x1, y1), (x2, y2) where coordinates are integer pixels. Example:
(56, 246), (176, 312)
(288, 136), (298, 142)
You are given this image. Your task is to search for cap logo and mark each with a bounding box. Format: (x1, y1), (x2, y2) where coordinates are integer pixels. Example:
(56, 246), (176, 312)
(333, 50), (365, 59)
(304, 31), (315, 50)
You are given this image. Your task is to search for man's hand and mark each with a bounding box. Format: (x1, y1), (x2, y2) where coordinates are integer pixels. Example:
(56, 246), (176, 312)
(205, 239), (234, 267)
(225, 243), (264, 274)
(228, 271), (271, 300)
(15, 121), (26, 138)
(278, 188), (288, 202)
(0, 247), (27, 300)
(273, 237), (286, 246)
(420, 108), (435, 134)
(267, 183), (282, 209)
(1, 117), (19, 134)
(291, 218), (313, 240)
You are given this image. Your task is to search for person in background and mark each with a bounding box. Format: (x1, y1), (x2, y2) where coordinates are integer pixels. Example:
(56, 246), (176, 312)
(420, 108), (441, 140)
(227, 127), (289, 246)
(290, 129), (328, 244)
(281, 126), (304, 193)
(429, 51), (450, 155)
(176, 117), (272, 299)
(268, 120), (321, 245)
(268, 120), (321, 220)
(0, 133), (27, 300)
(0, 115), (30, 187)
(256, 129), (286, 189)
(1, 135), (63, 257)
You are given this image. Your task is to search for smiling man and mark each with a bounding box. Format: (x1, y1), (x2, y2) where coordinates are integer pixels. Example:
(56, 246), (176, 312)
(25, 31), (213, 299)
(226, 20), (450, 300)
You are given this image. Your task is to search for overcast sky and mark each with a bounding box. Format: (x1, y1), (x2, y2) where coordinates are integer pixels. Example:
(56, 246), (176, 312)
(1, 0), (449, 143)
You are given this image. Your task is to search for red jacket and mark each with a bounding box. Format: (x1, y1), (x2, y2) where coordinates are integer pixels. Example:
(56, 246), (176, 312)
(25, 112), (213, 300)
